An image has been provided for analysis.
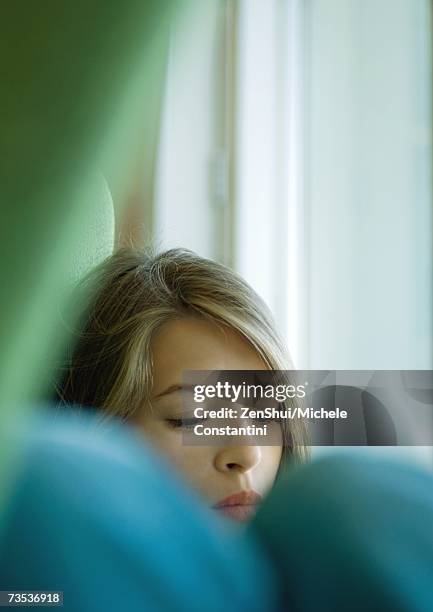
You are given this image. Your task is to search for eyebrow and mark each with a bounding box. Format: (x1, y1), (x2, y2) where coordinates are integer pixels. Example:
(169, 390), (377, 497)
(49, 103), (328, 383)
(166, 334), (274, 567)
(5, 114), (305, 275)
(152, 383), (196, 400)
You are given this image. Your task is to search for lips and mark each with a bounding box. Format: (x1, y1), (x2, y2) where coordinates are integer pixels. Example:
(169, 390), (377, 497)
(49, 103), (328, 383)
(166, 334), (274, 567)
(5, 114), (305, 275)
(213, 490), (262, 522)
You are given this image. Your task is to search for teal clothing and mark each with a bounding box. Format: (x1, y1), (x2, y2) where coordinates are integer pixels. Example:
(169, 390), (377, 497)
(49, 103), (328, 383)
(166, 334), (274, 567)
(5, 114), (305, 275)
(0, 410), (277, 612)
(252, 454), (433, 612)
(1, 411), (433, 611)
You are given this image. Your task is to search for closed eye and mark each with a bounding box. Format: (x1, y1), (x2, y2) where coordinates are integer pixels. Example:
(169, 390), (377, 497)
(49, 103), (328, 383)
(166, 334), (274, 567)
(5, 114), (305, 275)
(165, 417), (201, 429)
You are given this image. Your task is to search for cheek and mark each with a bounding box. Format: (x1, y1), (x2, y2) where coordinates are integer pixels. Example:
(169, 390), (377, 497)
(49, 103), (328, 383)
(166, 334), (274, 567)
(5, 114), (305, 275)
(261, 446), (283, 488)
(137, 421), (214, 483)
(137, 420), (183, 460)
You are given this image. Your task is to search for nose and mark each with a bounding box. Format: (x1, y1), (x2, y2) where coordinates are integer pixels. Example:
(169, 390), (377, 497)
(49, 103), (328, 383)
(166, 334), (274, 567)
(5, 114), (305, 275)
(214, 443), (262, 474)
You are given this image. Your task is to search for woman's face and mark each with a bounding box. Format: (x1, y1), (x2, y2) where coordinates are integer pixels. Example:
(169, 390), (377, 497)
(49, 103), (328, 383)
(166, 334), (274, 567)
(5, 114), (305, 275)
(136, 316), (283, 523)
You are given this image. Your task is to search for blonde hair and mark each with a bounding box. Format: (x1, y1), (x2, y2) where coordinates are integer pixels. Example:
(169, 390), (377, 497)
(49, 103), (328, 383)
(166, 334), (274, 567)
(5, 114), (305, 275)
(57, 247), (309, 464)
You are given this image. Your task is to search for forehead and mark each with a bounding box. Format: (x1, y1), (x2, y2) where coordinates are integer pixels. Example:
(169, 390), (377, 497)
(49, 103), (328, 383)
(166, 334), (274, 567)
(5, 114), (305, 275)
(150, 317), (267, 394)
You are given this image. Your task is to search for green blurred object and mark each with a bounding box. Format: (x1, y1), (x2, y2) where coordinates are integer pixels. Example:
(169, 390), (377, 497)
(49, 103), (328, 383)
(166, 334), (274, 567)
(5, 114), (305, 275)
(66, 176), (115, 285)
(0, 0), (177, 506)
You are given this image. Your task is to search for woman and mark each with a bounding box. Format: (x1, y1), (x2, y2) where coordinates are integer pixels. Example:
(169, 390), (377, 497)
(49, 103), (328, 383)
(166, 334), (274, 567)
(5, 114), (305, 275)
(56, 247), (309, 522)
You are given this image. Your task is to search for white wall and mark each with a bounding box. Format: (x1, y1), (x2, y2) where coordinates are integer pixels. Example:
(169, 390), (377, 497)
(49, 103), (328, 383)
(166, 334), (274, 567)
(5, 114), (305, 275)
(154, 0), (222, 258)
(234, 0), (293, 350)
(304, 0), (432, 371)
